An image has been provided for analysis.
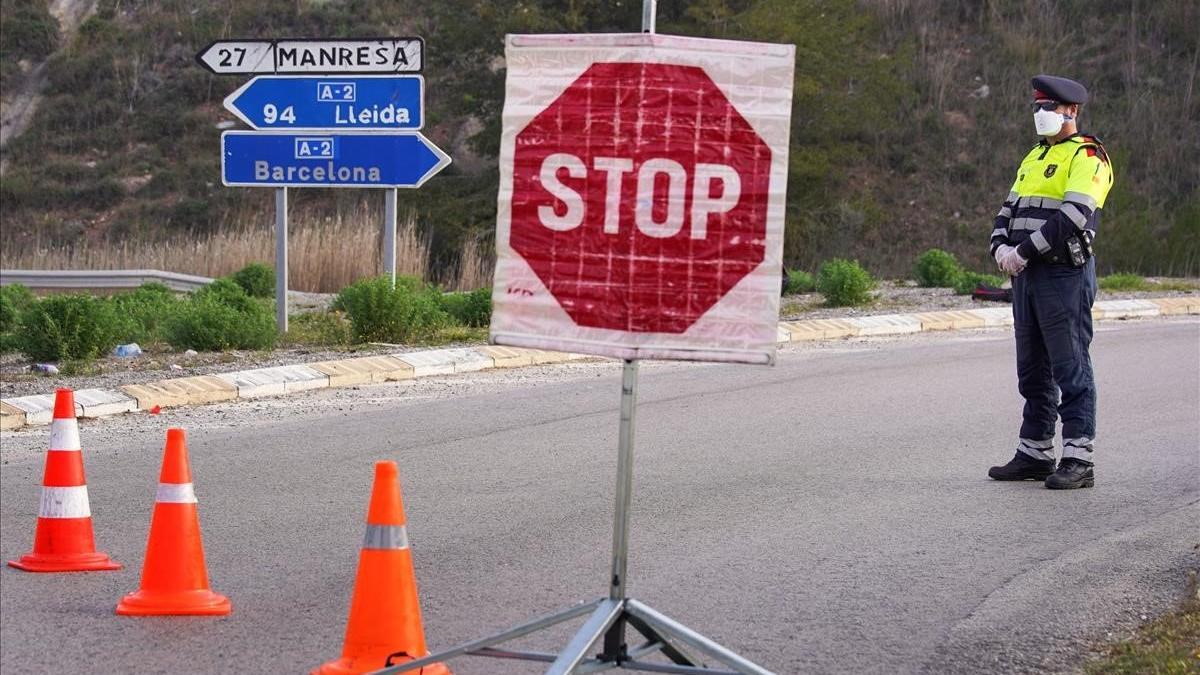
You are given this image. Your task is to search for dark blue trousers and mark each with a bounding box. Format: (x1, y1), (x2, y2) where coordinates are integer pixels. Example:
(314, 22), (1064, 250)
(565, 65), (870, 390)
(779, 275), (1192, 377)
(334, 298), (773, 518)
(1011, 258), (1097, 463)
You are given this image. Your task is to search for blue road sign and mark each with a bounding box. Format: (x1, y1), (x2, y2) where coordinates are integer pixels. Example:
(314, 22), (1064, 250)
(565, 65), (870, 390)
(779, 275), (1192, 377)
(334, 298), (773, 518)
(223, 75), (423, 130)
(221, 132), (451, 188)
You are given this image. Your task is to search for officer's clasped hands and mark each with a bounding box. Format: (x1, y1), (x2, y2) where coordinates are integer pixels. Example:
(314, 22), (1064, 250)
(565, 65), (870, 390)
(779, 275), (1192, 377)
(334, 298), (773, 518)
(994, 244), (1028, 276)
(1001, 248), (1028, 276)
(993, 244), (1014, 267)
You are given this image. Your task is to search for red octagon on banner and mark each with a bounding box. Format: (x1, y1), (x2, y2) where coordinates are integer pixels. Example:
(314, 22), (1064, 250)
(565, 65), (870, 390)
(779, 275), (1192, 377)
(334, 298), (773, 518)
(510, 62), (772, 334)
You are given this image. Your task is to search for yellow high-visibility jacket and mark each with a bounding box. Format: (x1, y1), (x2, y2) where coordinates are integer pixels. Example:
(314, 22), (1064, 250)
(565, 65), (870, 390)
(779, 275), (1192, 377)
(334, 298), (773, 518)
(990, 133), (1115, 264)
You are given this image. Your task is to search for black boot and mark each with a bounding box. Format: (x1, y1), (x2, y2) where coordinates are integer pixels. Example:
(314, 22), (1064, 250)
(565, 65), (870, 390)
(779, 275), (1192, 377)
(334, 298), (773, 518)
(988, 451), (1055, 481)
(1045, 458), (1094, 489)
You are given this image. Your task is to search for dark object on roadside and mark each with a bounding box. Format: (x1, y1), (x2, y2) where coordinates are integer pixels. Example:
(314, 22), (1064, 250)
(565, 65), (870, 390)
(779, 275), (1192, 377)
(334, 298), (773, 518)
(988, 451), (1055, 481)
(972, 284), (1013, 303)
(1045, 457), (1094, 489)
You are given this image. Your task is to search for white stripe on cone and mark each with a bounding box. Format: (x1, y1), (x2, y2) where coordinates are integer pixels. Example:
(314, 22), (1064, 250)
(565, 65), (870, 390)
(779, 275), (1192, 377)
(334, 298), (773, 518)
(155, 483), (197, 504)
(362, 524), (410, 550)
(39, 485), (91, 518)
(48, 420), (81, 452)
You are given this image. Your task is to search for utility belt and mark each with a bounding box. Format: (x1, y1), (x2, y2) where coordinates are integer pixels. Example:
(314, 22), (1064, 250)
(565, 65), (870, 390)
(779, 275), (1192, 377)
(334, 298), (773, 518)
(1009, 228), (1094, 267)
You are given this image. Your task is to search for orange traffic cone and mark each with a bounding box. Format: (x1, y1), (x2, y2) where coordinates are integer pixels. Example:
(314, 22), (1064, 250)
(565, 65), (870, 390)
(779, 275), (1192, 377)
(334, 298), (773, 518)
(8, 388), (121, 573)
(313, 461), (450, 675)
(116, 428), (230, 616)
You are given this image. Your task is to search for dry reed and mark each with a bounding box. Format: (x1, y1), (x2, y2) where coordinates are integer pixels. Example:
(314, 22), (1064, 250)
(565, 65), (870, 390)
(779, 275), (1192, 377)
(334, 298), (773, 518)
(0, 204), (497, 293)
(445, 234), (495, 292)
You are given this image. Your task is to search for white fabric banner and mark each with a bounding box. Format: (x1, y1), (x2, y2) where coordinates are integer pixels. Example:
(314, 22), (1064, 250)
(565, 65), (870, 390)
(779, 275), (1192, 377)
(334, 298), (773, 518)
(491, 33), (795, 364)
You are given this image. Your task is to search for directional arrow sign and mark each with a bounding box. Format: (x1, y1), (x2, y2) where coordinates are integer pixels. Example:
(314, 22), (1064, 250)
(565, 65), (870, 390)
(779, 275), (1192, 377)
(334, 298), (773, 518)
(197, 38), (423, 75)
(223, 76), (423, 131)
(221, 132), (451, 188)
(195, 40), (275, 74)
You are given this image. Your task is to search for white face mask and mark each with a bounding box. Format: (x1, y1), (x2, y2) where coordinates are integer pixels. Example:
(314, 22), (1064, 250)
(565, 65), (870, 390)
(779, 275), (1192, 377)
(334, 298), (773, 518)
(1034, 108), (1071, 136)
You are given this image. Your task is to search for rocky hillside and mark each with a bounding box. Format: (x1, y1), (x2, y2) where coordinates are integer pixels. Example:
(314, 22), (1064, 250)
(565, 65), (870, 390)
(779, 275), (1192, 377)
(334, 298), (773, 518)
(0, 0), (1196, 276)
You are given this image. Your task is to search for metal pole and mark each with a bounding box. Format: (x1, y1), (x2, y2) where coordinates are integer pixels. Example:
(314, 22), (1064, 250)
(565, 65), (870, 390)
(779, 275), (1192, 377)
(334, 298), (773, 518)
(384, 188), (398, 287)
(274, 187), (288, 333)
(610, 359), (639, 600)
(642, 0), (657, 33)
(601, 359), (639, 661)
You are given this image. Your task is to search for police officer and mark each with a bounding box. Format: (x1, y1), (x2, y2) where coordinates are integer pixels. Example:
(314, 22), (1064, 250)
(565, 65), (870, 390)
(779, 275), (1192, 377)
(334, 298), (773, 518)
(987, 75), (1115, 489)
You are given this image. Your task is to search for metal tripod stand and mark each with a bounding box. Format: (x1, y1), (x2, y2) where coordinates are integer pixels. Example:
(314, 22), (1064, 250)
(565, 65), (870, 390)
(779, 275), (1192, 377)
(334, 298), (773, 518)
(370, 361), (774, 675)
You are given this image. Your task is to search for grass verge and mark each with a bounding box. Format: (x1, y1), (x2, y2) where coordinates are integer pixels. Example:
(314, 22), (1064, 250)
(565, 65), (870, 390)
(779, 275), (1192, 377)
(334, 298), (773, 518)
(419, 326), (490, 346)
(1086, 571), (1200, 674)
(1150, 279), (1200, 292)
(1099, 274), (1199, 293)
(1100, 273), (1152, 292)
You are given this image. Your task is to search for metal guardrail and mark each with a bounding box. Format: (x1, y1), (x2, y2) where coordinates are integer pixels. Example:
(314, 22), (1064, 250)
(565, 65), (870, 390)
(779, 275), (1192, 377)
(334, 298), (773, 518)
(0, 269), (214, 292)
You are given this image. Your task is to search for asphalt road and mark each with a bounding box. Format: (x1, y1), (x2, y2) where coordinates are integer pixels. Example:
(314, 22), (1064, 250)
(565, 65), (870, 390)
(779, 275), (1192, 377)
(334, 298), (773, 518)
(1, 319), (1197, 674)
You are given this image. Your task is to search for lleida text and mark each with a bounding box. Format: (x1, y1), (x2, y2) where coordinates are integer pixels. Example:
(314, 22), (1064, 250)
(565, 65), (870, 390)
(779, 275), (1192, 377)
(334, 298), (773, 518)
(334, 104), (411, 125)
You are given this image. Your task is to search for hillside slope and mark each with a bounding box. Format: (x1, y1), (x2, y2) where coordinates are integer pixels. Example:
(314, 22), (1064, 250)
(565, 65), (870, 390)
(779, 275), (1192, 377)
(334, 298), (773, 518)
(0, 0), (1196, 276)
(0, 0), (95, 161)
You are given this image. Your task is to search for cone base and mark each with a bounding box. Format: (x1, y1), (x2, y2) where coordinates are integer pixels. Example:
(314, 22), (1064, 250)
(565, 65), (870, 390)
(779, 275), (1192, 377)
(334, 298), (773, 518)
(313, 655), (450, 675)
(8, 551), (122, 573)
(116, 588), (231, 616)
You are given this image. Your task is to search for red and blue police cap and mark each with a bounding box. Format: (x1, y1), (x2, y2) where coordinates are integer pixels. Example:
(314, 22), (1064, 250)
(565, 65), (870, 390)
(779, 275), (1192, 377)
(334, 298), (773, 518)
(1032, 74), (1088, 104)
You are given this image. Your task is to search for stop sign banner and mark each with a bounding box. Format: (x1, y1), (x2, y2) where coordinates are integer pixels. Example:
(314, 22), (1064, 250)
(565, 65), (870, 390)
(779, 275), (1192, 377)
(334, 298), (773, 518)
(491, 33), (795, 364)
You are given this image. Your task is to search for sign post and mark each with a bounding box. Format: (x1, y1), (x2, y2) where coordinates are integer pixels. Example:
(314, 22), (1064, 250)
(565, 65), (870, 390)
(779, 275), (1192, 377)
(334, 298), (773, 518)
(374, 6), (795, 674)
(202, 37), (448, 331)
(275, 187), (288, 333)
(384, 189), (398, 286)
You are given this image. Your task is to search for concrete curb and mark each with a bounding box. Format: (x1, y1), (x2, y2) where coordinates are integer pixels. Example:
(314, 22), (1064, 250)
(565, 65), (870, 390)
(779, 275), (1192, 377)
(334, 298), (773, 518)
(1, 298), (1195, 431)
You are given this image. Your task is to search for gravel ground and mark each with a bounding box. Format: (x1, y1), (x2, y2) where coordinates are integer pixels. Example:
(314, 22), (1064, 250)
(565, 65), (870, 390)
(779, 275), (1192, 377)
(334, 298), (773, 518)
(2, 280), (1194, 399)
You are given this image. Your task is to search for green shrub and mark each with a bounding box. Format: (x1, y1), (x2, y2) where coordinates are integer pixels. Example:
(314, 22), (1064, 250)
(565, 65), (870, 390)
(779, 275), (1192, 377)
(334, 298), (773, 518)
(73, 178), (124, 209)
(783, 269), (816, 295)
(0, 284), (37, 352)
(109, 282), (179, 344)
(953, 271), (1006, 295)
(228, 262), (275, 298)
(164, 279), (276, 351)
(0, 1), (60, 63)
(165, 296), (276, 351)
(1, 283), (36, 331)
(16, 294), (122, 362)
(194, 277), (260, 313)
(334, 276), (450, 343)
(817, 259), (876, 307)
(169, 198), (215, 230)
(283, 311), (352, 347)
(915, 249), (964, 288)
(439, 288), (492, 327)
(1099, 273), (1149, 292)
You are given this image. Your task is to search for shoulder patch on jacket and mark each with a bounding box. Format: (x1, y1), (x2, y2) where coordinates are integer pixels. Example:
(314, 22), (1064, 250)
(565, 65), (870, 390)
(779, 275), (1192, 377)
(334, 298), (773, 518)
(1075, 140), (1109, 164)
